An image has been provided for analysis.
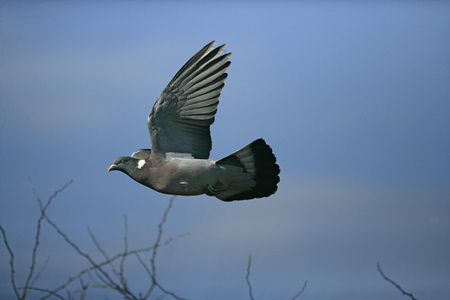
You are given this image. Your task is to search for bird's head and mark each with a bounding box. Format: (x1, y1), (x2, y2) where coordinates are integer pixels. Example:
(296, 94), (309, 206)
(108, 156), (140, 176)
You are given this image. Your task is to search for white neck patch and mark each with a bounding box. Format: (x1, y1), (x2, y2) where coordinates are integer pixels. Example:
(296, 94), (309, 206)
(137, 159), (146, 169)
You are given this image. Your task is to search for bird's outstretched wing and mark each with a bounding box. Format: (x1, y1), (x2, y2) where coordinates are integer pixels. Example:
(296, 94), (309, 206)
(147, 40), (231, 159)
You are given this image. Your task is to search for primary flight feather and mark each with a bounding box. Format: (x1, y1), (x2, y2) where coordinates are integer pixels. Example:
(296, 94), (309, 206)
(108, 41), (280, 201)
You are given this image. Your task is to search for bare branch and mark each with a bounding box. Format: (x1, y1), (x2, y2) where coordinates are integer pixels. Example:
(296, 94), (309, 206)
(246, 255), (307, 300)
(35, 194), (186, 299)
(23, 286), (65, 300)
(134, 251), (152, 281)
(152, 197), (175, 276)
(31, 254), (51, 286)
(377, 262), (419, 300)
(246, 255), (254, 300)
(76, 278), (88, 300)
(0, 225), (20, 299)
(119, 215), (129, 286)
(23, 178), (74, 299)
(154, 282), (185, 300)
(86, 226), (118, 277)
(37, 231), (186, 299)
(29, 181), (142, 299)
(141, 196), (186, 300)
(42, 208), (125, 293)
(4, 180), (191, 299)
(290, 280), (307, 300)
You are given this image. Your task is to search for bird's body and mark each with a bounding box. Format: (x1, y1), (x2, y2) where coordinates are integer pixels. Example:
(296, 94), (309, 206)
(134, 155), (217, 196)
(109, 41), (280, 201)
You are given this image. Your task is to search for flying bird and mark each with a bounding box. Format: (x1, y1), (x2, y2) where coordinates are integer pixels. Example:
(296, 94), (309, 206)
(108, 41), (280, 201)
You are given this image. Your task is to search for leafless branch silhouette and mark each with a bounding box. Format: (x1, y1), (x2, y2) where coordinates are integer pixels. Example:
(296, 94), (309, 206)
(245, 255), (307, 300)
(3, 180), (321, 299)
(377, 262), (419, 300)
(0, 224), (20, 299)
(246, 255), (254, 300)
(290, 280), (308, 300)
(0, 178), (74, 300)
(1, 180), (188, 299)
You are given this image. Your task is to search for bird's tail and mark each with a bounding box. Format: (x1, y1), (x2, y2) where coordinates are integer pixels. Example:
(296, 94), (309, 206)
(214, 138), (280, 201)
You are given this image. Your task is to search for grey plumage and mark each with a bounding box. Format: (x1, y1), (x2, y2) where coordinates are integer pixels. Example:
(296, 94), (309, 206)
(109, 41), (280, 201)
(148, 41), (230, 159)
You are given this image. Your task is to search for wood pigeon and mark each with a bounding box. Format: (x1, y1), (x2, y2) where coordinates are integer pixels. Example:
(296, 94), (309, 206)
(109, 41), (280, 201)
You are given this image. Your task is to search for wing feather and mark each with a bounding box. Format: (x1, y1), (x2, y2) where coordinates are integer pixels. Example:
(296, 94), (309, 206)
(176, 45), (226, 83)
(183, 98), (218, 111)
(182, 55), (231, 92)
(147, 41), (231, 159)
(185, 76), (226, 99)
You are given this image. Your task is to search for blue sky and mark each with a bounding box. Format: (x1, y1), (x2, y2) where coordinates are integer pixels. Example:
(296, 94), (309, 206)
(1, 1), (449, 299)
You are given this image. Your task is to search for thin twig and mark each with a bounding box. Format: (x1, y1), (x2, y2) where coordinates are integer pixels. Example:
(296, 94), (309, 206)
(24, 178), (73, 299)
(246, 255), (306, 300)
(8, 180), (186, 299)
(290, 280), (307, 300)
(36, 194), (127, 298)
(135, 251), (153, 279)
(39, 195), (186, 300)
(86, 226), (117, 276)
(0, 225), (20, 299)
(86, 270), (111, 290)
(45, 217), (120, 290)
(246, 255), (254, 300)
(31, 254), (51, 286)
(119, 215), (129, 287)
(24, 179), (73, 298)
(154, 281), (185, 300)
(135, 249), (185, 299)
(76, 278), (88, 300)
(141, 196), (186, 300)
(377, 262), (419, 300)
(145, 196), (174, 298)
(37, 232), (187, 299)
(152, 197), (175, 275)
(23, 286), (66, 300)
(87, 222), (135, 298)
